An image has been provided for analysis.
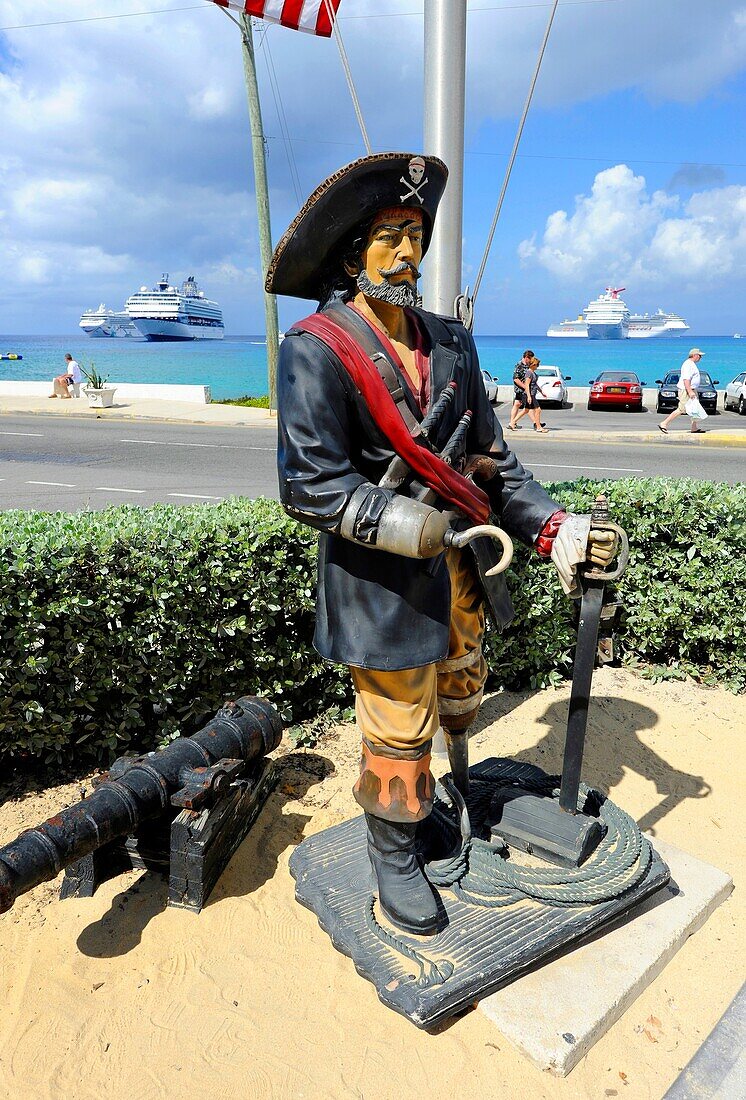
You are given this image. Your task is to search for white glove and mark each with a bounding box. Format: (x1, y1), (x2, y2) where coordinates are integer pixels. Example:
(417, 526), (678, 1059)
(551, 514), (591, 598)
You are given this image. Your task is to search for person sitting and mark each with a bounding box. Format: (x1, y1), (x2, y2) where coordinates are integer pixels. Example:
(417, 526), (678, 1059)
(49, 353), (82, 399)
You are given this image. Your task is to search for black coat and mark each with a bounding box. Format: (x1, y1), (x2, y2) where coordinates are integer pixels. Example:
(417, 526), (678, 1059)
(277, 304), (560, 670)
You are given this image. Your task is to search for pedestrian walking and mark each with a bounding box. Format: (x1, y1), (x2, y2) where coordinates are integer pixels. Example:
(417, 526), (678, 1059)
(509, 352), (548, 432)
(659, 349), (708, 434)
(49, 353), (82, 399)
(507, 349), (533, 430)
(527, 356), (548, 432)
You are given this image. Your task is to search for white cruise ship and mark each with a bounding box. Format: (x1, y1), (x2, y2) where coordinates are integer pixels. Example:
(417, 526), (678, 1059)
(585, 287), (630, 340)
(79, 304), (139, 339)
(547, 289), (689, 340)
(627, 309), (690, 339)
(546, 315), (588, 338)
(125, 275), (224, 341)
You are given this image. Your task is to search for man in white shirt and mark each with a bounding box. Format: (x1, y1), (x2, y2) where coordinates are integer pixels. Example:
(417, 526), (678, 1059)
(49, 353), (83, 399)
(659, 348), (706, 434)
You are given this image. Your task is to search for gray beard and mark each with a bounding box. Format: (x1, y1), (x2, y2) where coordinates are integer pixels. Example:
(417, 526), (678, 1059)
(357, 269), (419, 309)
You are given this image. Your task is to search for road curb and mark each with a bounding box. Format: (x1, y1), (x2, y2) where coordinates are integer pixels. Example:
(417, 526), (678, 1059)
(0, 406), (274, 429)
(506, 429), (746, 448)
(1, 405), (744, 446)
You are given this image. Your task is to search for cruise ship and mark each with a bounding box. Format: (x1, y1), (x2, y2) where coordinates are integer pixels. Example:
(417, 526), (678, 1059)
(627, 309), (690, 339)
(125, 275), (224, 341)
(79, 304), (139, 339)
(584, 287), (630, 340)
(547, 289), (689, 340)
(545, 315), (588, 338)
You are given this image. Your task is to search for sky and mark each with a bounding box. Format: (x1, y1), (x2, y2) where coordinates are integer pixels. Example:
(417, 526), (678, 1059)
(1, 0), (745, 335)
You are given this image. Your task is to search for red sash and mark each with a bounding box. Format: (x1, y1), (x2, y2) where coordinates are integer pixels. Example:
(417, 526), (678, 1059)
(294, 312), (491, 525)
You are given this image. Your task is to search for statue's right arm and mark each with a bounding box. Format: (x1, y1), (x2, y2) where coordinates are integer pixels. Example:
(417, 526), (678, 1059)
(277, 332), (448, 558)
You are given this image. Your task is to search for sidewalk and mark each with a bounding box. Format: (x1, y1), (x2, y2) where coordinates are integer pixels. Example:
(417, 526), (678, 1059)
(2, 394), (745, 447)
(0, 394), (273, 427)
(518, 427), (746, 449)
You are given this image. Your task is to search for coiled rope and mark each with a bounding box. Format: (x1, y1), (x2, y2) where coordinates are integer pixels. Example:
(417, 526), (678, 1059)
(364, 774), (651, 987)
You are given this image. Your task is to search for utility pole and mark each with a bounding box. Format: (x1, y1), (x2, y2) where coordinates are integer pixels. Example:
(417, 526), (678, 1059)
(239, 14), (280, 412)
(422, 0), (467, 316)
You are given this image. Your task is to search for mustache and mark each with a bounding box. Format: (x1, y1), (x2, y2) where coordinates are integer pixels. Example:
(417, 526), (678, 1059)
(377, 260), (421, 281)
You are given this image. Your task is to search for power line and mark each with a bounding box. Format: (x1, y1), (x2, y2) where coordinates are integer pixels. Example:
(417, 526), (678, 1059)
(467, 150), (746, 169)
(261, 134), (746, 171)
(256, 26), (304, 204)
(0, 6), (204, 32)
(340, 1), (622, 17)
(0, 0), (622, 34)
(473, 0), (560, 301)
(323, 0), (372, 154)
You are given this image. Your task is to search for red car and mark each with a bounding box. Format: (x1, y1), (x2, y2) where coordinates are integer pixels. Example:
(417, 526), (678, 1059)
(587, 371), (646, 410)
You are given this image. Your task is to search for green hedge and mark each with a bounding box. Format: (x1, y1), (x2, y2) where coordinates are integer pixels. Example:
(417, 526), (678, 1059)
(0, 499), (348, 763)
(0, 478), (743, 763)
(488, 477), (746, 694)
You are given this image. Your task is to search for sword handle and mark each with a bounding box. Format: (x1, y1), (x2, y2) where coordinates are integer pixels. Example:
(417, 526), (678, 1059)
(582, 495), (630, 581)
(582, 521), (629, 582)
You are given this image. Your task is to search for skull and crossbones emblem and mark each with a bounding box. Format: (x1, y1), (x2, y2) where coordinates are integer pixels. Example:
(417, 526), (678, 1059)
(399, 156), (428, 204)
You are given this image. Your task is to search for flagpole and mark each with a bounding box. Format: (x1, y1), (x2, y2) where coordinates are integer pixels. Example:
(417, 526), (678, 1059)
(422, 0), (466, 317)
(238, 13), (280, 413)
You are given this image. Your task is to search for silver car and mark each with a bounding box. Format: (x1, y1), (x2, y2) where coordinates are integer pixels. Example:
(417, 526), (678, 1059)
(481, 369), (499, 403)
(724, 371), (746, 414)
(535, 366), (571, 407)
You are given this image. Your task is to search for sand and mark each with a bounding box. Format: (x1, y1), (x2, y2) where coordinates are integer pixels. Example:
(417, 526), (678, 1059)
(0, 667), (742, 1100)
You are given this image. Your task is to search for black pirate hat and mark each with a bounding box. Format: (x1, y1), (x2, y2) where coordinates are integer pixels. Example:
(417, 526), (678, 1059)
(266, 152), (448, 300)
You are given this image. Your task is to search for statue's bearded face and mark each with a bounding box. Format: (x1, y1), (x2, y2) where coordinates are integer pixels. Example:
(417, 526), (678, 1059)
(354, 206), (424, 309)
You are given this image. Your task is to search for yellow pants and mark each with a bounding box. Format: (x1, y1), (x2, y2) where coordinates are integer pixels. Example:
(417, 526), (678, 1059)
(350, 548), (487, 752)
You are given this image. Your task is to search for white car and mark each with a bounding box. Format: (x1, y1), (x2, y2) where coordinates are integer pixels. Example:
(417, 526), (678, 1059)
(724, 371), (746, 414)
(481, 369), (499, 403)
(535, 365), (571, 406)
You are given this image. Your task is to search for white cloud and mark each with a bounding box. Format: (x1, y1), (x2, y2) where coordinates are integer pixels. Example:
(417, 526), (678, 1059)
(465, 0), (746, 117)
(188, 84), (233, 121)
(0, 0), (745, 331)
(519, 165), (746, 287)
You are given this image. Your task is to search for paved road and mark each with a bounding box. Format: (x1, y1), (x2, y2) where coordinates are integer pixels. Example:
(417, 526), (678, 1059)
(0, 415), (278, 511)
(0, 412), (743, 511)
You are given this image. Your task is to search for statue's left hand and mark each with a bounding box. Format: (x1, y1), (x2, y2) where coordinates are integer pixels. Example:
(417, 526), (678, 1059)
(587, 526), (619, 568)
(551, 514), (621, 597)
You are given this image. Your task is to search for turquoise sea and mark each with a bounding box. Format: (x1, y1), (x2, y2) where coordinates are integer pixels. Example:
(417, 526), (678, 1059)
(1, 334), (744, 400)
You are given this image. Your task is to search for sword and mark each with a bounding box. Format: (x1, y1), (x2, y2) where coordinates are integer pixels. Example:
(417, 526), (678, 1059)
(558, 494), (630, 814)
(490, 494), (630, 865)
(378, 381), (458, 491)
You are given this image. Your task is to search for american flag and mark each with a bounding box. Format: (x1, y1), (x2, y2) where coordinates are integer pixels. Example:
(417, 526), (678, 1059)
(209, 1), (342, 37)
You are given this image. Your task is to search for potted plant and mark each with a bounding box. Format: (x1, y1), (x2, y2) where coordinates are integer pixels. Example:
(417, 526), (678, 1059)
(82, 363), (117, 408)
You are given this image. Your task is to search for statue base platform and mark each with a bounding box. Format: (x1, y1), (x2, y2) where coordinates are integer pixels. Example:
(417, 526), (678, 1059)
(289, 759), (670, 1030)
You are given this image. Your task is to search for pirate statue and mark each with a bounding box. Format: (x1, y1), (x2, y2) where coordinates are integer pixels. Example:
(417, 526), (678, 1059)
(268, 153), (618, 937)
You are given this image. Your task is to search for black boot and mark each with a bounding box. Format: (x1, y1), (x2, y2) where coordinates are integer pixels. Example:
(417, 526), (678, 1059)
(365, 812), (441, 935)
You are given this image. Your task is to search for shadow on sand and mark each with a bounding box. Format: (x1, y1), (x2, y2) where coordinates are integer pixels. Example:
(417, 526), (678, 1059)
(76, 751), (333, 959)
(496, 695), (711, 835)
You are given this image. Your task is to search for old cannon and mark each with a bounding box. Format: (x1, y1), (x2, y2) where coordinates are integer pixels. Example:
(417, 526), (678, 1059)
(0, 695), (283, 915)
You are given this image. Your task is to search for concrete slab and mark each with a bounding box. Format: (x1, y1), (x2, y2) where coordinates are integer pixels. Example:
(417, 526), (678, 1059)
(478, 836), (733, 1077)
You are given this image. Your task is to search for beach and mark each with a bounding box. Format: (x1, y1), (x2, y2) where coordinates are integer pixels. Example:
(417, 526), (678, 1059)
(0, 666), (741, 1100)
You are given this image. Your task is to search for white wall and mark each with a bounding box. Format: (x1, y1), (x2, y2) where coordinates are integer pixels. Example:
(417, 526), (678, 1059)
(0, 381), (211, 404)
